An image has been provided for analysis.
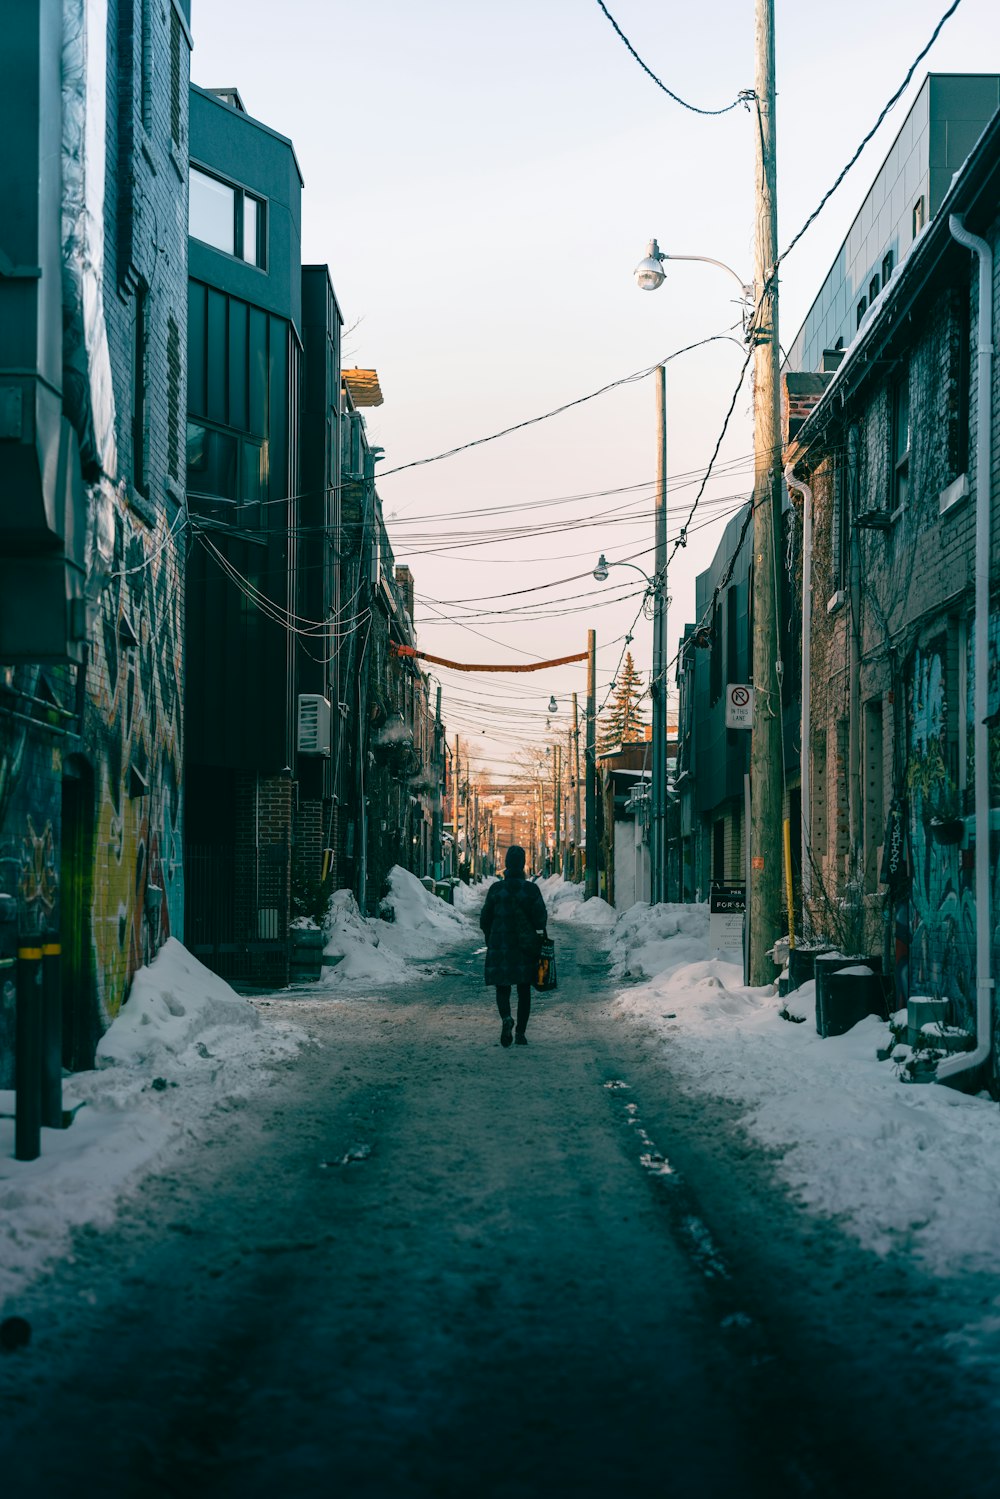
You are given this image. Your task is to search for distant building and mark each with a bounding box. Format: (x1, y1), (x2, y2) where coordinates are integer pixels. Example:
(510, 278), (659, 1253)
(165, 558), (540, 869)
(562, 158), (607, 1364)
(675, 506), (754, 902)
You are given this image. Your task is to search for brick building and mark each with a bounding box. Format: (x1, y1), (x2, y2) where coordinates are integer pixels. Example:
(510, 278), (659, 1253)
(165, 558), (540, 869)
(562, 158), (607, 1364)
(1, 1), (191, 1075)
(786, 100), (1000, 1084)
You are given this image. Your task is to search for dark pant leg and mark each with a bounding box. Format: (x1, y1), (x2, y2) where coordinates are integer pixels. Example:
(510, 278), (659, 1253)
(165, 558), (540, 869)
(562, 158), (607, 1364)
(495, 985), (512, 1018)
(515, 983), (531, 1034)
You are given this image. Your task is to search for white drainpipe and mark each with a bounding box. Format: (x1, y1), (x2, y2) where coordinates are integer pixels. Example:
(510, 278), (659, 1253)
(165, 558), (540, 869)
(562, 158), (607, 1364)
(938, 214), (994, 1083)
(785, 465), (813, 933)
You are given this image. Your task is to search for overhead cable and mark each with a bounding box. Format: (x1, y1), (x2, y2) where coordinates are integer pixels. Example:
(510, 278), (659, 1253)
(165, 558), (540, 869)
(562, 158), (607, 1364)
(593, 0), (748, 116)
(378, 333), (744, 479)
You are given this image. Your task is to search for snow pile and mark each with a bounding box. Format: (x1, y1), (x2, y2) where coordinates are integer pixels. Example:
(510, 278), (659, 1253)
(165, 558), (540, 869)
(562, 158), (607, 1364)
(536, 874), (615, 929)
(97, 937), (263, 1072)
(321, 888), (409, 985)
(377, 865), (472, 953)
(0, 939), (304, 1312)
(320, 866), (475, 990)
(612, 921), (1000, 1281)
(453, 878), (492, 916)
(604, 900), (710, 978)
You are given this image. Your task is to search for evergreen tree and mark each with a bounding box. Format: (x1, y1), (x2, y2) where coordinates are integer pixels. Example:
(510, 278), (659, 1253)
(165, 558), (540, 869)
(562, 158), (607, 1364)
(598, 652), (648, 753)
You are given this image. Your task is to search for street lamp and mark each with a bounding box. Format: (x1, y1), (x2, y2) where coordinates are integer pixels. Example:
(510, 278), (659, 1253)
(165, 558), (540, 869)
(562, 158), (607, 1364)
(626, 241), (750, 908)
(548, 695), (558, 714)
(635, 239), (752, 307)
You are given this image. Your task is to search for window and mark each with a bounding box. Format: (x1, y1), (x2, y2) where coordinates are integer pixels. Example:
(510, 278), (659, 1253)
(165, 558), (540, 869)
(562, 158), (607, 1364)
(835, 720), (851, 860)
(812, 730), (828, 858)
(186, 420), (267, 507)
(912, 196), (926, 239)
(713, 819), (726, 882)
(189, 166), (266, 268)
(891, 368), (910, 514)
(955, 285), (971, 478)
(881, 251), (894, 286)
(869, 275), (880, 305)
(709, 598), (722, 705)
(140, 0), (153, 132)
(863, 698), (884, 892)
(132, 285), (149, 496)
(170, 8), (182, 145)
(856, 296), (867, 329)
(726, 587), (739, 687)
(167, 315), (181, 481)
(834, 335), (844, 351)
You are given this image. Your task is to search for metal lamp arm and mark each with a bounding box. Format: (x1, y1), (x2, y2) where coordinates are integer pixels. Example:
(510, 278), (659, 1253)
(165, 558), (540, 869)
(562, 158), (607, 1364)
(602, 559), (655, 588)
(660, 252), (752, 299)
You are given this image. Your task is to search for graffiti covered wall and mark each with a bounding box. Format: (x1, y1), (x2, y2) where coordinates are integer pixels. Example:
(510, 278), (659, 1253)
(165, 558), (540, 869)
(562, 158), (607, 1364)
(87, 507), (184, 1024)
(906, 615), (1000, 1074)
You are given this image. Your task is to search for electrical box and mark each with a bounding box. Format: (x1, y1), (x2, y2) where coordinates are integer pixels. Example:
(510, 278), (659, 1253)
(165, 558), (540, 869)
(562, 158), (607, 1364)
(297, 695), (332, 757)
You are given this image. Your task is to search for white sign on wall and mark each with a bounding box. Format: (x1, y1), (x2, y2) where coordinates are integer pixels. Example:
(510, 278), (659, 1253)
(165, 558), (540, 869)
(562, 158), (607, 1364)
(725, 683), (754, 730)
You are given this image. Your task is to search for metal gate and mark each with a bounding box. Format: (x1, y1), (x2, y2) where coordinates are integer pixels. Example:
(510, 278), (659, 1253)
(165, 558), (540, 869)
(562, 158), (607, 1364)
(185, 841), (289, 986)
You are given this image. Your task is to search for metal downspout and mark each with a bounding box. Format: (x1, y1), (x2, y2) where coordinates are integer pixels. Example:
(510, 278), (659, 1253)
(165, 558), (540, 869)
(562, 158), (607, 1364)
(785, 466), (813, 933)
(938, 214), (995, 1083)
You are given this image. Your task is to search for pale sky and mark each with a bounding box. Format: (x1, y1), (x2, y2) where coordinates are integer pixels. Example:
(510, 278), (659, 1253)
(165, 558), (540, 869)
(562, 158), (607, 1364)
(191, 0), (1000, 780)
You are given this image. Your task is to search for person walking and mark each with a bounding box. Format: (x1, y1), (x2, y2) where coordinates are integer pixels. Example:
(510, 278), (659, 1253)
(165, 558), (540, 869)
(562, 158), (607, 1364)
(479, 845), (548, 1047)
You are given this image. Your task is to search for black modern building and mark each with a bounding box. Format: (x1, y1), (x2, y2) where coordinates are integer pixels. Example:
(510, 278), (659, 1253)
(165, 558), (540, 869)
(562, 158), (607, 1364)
(183, 84), (307, 984)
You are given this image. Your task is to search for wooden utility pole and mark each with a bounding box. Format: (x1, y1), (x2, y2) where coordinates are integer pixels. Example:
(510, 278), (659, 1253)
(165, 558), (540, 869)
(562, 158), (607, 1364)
(573, 692), (582, 881)
(453, 735), (460, 875)
(553, 743), (562, 876)
(749, 0), (784, 982)
(651, 363), (668, 905)
(585, 630), (598, 898)
(432, 682), (443, 881)
(564, 728), (573, 874)
(537, 779), (546, 874)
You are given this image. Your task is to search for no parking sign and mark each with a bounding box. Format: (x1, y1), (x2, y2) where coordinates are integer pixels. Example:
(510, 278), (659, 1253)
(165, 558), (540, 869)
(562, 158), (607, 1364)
(725, 684), (754, 730)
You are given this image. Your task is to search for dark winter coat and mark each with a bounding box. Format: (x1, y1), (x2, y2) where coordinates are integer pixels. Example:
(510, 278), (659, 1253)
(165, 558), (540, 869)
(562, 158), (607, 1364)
(480, 873), (547, 987)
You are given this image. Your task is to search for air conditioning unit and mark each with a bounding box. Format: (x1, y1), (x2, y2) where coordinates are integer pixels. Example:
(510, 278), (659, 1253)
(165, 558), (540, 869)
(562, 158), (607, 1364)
(297, 695), (332, 756)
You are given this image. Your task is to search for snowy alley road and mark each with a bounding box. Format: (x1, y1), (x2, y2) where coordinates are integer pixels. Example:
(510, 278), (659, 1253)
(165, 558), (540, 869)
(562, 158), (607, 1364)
(1, 920), (999, 1498)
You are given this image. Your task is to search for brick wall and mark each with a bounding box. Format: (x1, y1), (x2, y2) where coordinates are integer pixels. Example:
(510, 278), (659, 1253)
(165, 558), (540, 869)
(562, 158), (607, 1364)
(234, 772), (292, 986)
(795, 207), (1000, 1066)
(0, 4), (191, 1074)
(83, 0), (191, 1028)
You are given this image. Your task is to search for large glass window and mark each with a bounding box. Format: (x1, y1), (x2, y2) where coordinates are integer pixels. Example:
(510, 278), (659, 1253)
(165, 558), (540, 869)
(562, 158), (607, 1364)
(189, 167), (266, 268)
(190, 169), (236, 255)
(186, 421), (267, 508)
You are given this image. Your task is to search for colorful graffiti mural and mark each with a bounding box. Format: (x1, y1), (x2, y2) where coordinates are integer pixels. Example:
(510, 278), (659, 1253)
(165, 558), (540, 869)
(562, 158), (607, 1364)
(906, 617), (1000, 1051)
(89, 508), (184, 1023)
(0, 667), (65, 937)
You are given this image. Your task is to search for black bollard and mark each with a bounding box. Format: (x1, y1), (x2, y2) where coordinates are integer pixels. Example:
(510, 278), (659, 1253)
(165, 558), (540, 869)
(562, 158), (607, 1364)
(41, 943), (62, 1130)
(15, 947), (43, 1162)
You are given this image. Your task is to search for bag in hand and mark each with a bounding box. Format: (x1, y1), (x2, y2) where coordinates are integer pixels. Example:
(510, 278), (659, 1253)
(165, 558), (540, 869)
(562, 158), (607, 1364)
(534, 934), (557, 992)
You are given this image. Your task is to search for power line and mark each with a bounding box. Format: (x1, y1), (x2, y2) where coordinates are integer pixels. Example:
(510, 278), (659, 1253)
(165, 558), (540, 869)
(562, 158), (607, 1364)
(378, 333), (744, 481)
(663, 341), (754, 576)
(594, 0), (749, 116)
